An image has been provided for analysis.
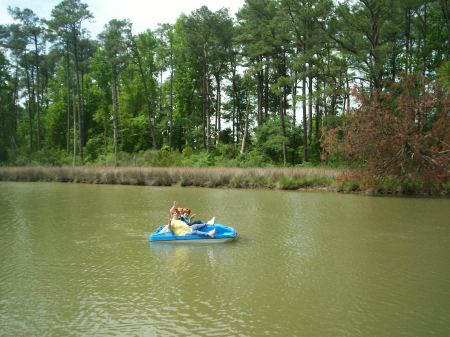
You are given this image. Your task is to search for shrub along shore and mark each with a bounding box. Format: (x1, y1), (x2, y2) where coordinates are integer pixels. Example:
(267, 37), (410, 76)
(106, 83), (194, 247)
(0, 165), (448, 196)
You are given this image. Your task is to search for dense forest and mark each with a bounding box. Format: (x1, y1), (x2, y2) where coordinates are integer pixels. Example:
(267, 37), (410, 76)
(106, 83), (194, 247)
(0, 0), (449, 192)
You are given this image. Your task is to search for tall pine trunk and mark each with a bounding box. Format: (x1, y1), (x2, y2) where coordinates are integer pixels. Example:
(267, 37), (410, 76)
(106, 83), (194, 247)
(422, 2), (428, 76)
(202, 41), (210, 151)
(66, 49), (71, 154)
(405, 8), (412, 74)
(315, 79), (321, 141)
(169, 45), (174, 149)
(291, 73), (297, 164)
(240, 91), (250, 155)
(215, 75), (221, 145)
(33, 34), (41, 150)
(73, 36), (84, 162)
(25, 59), (33, 152)
(231, 61), (238, 144)
(264, 62), (269, 120)
(302, 77), (308, 162)
(12, 65), (19, 142)
(280, 87), (287, 166)
(112, 72), (120, 166)
(257, 58), (263, 126)
(308, 75), (313, 145)
(73, 92), (77, 166)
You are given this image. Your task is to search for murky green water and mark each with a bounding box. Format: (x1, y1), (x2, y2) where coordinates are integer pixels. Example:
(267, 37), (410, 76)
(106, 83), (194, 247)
(1, 182), (449, 336)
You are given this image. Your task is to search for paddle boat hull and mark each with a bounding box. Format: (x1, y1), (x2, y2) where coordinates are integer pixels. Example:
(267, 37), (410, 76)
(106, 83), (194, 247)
(149, 224), (237, 243)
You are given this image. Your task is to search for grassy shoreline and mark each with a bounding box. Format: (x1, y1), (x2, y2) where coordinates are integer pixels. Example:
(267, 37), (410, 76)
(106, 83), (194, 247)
(0, 165), (343, 189)
(0, 166), (447, 196)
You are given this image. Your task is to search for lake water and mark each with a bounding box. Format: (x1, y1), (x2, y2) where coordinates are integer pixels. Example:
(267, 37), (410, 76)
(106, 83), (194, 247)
(1, 182), (449, 336)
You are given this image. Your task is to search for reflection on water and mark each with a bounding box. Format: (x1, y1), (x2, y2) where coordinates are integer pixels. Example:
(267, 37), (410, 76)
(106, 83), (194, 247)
(1, 182), (449, 336)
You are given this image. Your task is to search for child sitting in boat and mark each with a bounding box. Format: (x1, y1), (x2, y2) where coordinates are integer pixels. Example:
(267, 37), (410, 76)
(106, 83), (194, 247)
(179, 207), (208, 226)
(179, 207), (194, 224)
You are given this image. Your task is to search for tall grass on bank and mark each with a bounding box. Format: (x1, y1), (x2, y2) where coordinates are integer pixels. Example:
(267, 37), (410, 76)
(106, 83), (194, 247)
(0, 166), (343, 190)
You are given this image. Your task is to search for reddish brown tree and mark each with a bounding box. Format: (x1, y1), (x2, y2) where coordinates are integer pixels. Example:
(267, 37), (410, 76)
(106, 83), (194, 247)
(322, 75), (449, 192)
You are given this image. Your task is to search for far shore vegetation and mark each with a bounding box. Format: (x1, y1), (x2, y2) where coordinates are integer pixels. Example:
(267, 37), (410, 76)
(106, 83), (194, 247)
(0, 1), (448, 196)
(0, 163), (448, 196)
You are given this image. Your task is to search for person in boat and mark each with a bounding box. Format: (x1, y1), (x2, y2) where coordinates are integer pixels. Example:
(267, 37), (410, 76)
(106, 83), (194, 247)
(171, 211), (215, 237)
(161, 201), (215, 238)
(179, 207), (204, 226)
(170, 202), (213, 226)
(166, 201), (193, 225)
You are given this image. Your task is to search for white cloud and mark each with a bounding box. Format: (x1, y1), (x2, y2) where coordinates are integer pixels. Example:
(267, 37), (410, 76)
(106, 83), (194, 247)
(1, 0), (244, 37)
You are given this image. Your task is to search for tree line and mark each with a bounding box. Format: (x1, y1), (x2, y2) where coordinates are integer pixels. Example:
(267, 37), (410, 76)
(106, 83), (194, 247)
(0, 0), (448, 186)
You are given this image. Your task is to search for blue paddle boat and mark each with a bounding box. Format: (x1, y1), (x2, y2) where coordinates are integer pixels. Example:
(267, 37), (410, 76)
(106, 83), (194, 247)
(149, 224), (237, 243)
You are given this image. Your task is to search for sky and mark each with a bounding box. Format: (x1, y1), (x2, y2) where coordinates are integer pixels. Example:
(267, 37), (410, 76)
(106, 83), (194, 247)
(1, 0), (245, 37)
